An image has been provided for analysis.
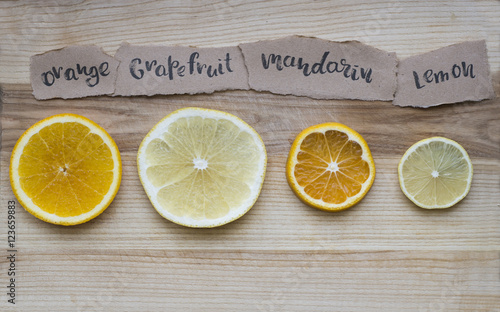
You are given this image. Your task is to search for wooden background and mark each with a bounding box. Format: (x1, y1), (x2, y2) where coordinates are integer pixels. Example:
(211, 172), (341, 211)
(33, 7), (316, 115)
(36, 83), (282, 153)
(1, 1), (499, 311)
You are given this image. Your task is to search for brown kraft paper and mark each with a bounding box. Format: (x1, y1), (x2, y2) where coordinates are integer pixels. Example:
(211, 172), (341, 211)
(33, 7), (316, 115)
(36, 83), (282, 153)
(239, 35), (398, 101)
(30, 46), (119, 100)
(394, 40), (495, 108)
(113, 43), (249, 96)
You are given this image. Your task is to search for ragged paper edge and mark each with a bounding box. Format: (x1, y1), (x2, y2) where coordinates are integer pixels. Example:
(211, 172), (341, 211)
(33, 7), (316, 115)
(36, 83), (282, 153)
(112, 42), (250, 97)
(244, 52), (398, 102)
(239, 35), (399, 101)
(29, 37), (495, 108)
(30, 45), (119, 100)
(393, 40), (496, 108)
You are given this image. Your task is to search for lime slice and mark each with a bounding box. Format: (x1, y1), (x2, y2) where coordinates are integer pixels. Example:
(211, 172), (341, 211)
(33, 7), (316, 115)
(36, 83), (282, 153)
(398, 137), (473, 209)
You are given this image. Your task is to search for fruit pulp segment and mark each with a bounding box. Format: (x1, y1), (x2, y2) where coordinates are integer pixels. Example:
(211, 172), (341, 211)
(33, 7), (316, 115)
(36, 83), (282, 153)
(145, 116), (261, 220)
(294, 130), (370, 204)
(18, 122), (115, 217)
(401, 141), (470, 206)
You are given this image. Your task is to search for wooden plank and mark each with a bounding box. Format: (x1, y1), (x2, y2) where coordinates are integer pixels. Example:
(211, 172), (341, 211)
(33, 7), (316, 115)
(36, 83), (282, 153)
(10, 249), (500, 311)
(1, 84), (499, 251)
(1, 83), (499, 311)
(0, 0), (499, 84)
(1, 0), (499, 310)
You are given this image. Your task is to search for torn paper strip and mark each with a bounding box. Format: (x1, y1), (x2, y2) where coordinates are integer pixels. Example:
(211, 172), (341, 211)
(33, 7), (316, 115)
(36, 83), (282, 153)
(30, 46), (119, 100)
(113, 43), (249, 96)
(239, 35), (398, 101)
(394, 40), (495, 108)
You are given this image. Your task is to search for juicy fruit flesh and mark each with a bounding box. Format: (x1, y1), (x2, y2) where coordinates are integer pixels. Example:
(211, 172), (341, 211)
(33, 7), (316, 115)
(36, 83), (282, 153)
(144, 116), (261, 220)
(401, 140), (470, 207)
(18, 122), (114, 217)
(294, 130), (370, 204)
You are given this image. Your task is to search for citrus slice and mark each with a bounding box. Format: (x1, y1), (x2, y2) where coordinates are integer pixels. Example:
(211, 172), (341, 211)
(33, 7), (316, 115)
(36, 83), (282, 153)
(137, 107), (267, 228)
(398, 137), (473, 209)
(10, 114), (122, 225)
(286, 122), (375, 211)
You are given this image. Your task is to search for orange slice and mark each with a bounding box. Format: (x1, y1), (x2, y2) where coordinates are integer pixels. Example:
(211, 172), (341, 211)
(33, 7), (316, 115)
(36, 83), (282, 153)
(9, 114), (122, 225)
(286, 122), (375, 211)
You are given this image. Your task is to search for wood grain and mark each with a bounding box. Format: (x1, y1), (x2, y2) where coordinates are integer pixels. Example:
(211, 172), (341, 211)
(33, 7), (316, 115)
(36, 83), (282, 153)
(1, 84), (499, 310)
(1, 0), (500, 84)
(1, 0), (499, 311)
(10, 249), (500, 311)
